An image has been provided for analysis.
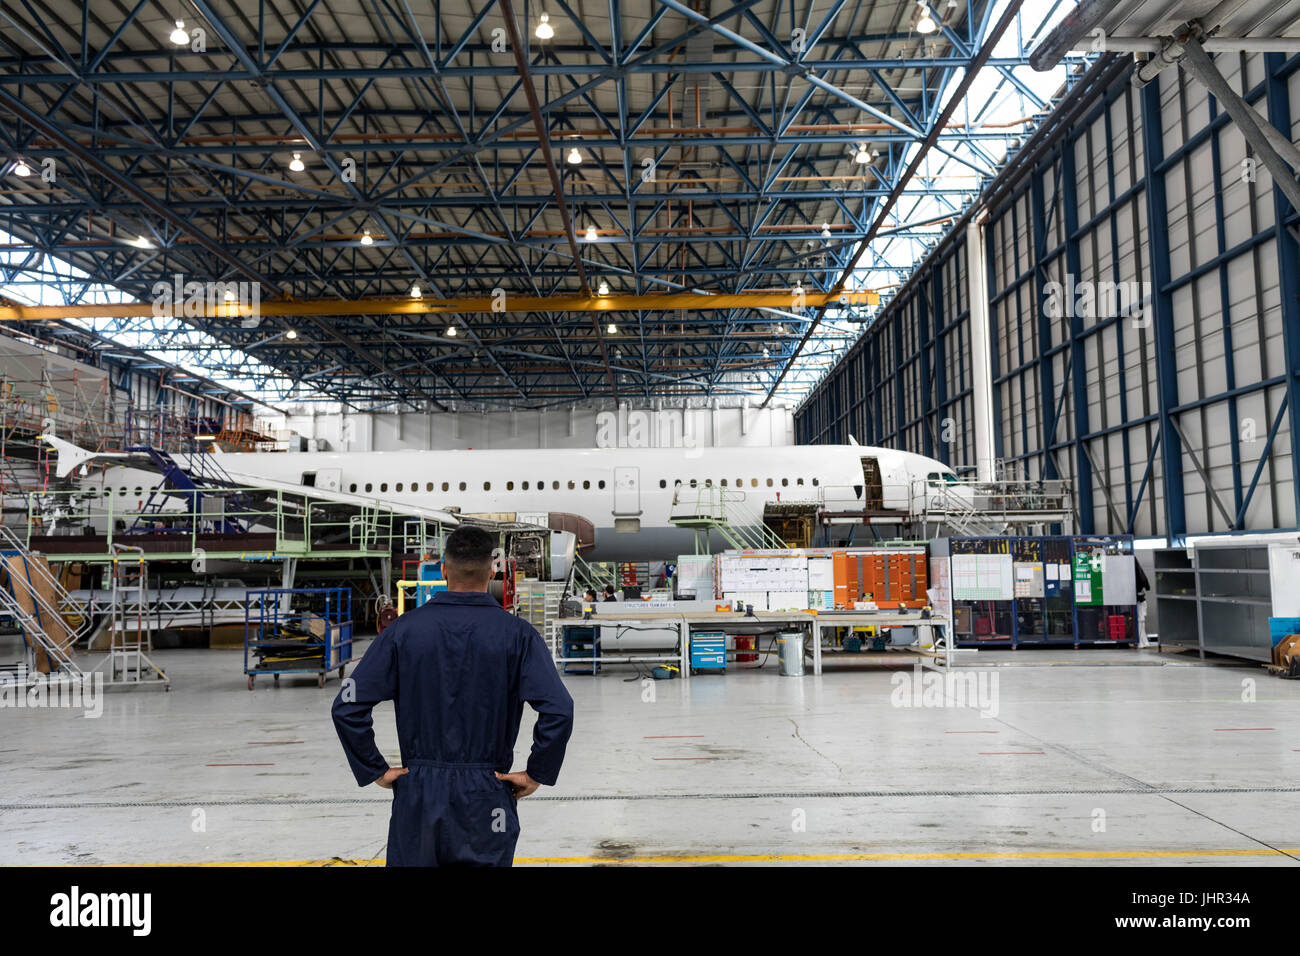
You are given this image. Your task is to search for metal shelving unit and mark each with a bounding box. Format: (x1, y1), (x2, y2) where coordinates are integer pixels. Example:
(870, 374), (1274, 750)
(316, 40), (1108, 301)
(1153, 540), (1300, 662)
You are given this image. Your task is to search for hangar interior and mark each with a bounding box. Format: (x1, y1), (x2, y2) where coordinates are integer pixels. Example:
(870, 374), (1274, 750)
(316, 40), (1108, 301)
(1, 0), (1298, 868)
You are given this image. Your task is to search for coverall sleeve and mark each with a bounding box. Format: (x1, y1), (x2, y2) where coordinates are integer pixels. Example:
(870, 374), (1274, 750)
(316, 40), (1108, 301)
(518, 626), (574, 786)
(331, 627), (399, 786)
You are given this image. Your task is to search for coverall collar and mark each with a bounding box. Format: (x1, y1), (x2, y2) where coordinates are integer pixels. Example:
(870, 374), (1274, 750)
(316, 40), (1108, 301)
(429, 590), (499, 606)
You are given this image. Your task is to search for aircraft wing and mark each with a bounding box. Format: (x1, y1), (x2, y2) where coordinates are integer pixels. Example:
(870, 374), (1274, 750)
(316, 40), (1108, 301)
(206, 467), (462, 526)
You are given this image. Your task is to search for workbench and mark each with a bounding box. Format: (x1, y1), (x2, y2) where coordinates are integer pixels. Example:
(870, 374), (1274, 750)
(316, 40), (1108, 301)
(553, 609), (952, 676)
(810, 612), (953, 672)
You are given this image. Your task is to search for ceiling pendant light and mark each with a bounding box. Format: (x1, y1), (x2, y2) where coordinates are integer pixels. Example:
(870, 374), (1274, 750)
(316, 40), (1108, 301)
(129, 235), (154, 249)
(285, 328), (298, 340)
(447, 324), (457, 337)
(821, 222), (832, 239)
(360, 229), (373, 246)
(597, 280), (610, 296)
(410, 283), (422, 298)
(13, 159), (31, 177)
(607, 322), (617, 334)
(535, 12), (554, 40)
(585, 225), (598, 241)
(917, 3), (937, 34)
(289, 152), (305, 172)
(170, 19), (189, 45)
(567, 146), (582, 165)
(855, 145), (872, 165)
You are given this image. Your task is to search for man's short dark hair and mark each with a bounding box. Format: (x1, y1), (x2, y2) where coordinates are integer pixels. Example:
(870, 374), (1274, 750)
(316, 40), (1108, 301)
(443, 526), (496, 572)
(603, 584), (615, 594)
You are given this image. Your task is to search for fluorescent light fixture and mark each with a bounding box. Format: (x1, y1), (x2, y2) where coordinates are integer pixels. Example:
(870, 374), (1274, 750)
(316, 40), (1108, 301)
(170, 20), (188, 45)
(195, 434), (218, 441)
(535, 12), (554, 39)
(567, 146), (582, 165)
(289, 152), (305, 172)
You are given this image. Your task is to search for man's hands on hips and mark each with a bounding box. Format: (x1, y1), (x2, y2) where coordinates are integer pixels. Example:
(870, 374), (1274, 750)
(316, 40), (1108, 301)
(495, 770), (540, 800)
(374, 767), (409, 788)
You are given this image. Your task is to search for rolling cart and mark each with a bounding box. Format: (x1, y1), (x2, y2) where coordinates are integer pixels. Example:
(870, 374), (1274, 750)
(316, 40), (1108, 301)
(244, 587), (354, 689)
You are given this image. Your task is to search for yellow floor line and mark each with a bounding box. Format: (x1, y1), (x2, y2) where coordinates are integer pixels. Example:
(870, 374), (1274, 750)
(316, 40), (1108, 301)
(54, 847), (1300, 866)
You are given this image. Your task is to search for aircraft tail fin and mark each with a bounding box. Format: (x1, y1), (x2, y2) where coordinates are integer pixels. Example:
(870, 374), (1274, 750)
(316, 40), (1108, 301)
(39, 435), (117, 479)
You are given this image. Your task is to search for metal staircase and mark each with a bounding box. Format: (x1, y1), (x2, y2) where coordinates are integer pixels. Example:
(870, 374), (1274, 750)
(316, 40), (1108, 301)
(128, 445), (251, 533)
(0, 525), (88, 678)
(929, 483), (1009, 536)
(669, 485), (788, 553)
(571, 554), (617, 595)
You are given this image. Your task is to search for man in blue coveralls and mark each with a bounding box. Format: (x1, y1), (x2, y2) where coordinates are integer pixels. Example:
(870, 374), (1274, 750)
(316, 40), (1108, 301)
(332, 525), (575, 866)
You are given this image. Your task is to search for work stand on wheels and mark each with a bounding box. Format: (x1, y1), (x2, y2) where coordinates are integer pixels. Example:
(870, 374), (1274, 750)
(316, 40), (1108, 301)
(243, 587), (354, 689)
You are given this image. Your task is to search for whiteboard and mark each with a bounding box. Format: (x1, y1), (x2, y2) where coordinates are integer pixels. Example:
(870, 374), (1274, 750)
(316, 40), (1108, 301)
(950, 554), (1014, 600)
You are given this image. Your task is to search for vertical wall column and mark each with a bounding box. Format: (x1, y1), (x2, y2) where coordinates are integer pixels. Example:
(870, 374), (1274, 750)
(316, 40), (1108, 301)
(966, 212), (998, 481)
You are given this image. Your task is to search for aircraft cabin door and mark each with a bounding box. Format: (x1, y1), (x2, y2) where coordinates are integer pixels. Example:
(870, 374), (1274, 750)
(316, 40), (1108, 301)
(612, 466), (641, 516)
(314, 467), (342, 492)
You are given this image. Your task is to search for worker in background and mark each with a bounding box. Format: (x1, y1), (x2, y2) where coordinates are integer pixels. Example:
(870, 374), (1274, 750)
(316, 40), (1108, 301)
(583, 589), (598, 604)
(331, 525), (574, 866)
(1135, 559), (1151, 647)
(602, 584), (618, 602)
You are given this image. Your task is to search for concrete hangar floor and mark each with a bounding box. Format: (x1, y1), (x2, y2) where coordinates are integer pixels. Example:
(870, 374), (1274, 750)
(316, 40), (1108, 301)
(1, 634), (1296, 867)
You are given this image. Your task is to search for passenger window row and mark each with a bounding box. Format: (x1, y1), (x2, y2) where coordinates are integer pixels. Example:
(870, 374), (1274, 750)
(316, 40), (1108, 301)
(346, 479), (611, 494)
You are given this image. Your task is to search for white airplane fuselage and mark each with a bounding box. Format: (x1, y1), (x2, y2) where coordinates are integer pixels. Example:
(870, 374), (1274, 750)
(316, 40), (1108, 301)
(75, 444), (961, 561)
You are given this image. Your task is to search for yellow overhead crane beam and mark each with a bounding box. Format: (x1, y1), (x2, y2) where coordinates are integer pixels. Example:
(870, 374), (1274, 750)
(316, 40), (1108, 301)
(0, 290), (880, 322)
